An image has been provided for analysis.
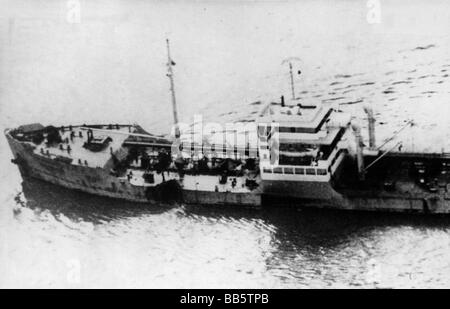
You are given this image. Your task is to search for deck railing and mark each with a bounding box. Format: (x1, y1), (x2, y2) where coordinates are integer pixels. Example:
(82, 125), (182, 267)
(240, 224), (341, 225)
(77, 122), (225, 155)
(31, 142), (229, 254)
(262, 165), (328, 176)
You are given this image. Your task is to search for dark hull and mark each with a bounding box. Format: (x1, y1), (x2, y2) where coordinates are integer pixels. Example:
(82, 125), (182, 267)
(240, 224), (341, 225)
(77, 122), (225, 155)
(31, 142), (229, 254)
(262, 185), (448, 214)
(261, 154), (450, 214)
(5, 130), (261, 207)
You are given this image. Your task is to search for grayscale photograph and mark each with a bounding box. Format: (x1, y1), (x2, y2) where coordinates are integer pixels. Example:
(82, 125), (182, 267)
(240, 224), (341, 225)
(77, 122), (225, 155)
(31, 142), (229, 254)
(1, 0), (450, 290)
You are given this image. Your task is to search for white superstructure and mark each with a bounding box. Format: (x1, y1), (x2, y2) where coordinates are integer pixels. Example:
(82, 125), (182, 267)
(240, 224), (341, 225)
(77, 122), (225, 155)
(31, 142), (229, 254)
(257, 97), (351, 183)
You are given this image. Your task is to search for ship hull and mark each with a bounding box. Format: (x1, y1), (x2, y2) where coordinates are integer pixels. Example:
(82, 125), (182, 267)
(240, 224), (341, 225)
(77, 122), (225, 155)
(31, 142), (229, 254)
(5, 130), (261, 207)
(7, 129), (449, 213)
(261, 179), (450, 214)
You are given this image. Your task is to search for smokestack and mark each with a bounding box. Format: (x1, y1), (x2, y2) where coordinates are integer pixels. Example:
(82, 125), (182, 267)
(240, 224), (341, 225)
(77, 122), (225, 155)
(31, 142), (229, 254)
(363, 105), (376, 149)
(351, 122), (365, 181)
(281, 95), (285, 107)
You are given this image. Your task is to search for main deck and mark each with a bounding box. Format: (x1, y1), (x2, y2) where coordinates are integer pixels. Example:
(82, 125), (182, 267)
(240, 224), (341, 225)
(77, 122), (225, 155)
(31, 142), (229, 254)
(32, 125), (132, 168)
(5, 124), (262, 206)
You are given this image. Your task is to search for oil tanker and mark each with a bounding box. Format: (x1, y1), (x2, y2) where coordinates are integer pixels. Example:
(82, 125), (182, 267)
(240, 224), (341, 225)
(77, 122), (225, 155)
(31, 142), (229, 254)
(5, 40), (450, 214)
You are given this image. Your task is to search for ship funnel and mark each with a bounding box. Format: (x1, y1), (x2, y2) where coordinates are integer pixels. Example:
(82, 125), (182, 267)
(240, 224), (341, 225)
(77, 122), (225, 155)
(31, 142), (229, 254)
(351, 122), (365, 181)
(363, 105), (376, 149)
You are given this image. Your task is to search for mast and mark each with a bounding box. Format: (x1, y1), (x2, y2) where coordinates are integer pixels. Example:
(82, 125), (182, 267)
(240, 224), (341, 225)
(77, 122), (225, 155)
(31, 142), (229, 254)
(166, 39), (180, 138)
(289, 62), (295, 100)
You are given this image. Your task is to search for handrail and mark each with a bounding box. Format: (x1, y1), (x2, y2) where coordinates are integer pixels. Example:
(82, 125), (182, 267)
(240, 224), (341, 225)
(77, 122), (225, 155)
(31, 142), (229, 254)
(262, 165), (328, 176)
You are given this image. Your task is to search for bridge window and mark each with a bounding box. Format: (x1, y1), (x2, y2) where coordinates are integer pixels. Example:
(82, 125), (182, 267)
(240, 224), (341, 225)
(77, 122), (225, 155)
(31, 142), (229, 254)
(317, 169), (327, 175)
(273, 167), (283, 174)
(284, 167), (294, 174)
(306, 168), (316, 175)
(294, 168), (305, 175)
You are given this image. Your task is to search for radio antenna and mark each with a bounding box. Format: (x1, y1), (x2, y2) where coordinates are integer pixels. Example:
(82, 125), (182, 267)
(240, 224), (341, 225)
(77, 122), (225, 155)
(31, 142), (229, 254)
(282, 57), (302, 100)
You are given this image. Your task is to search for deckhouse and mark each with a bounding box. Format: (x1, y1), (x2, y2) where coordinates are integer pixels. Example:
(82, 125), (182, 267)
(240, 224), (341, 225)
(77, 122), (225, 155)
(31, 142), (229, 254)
(257, 97), (351, 182)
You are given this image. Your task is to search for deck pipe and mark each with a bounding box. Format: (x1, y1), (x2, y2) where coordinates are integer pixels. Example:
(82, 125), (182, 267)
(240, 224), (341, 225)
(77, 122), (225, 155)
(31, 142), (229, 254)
(363, 105), (376, 149)
(351, 122), (365, 181)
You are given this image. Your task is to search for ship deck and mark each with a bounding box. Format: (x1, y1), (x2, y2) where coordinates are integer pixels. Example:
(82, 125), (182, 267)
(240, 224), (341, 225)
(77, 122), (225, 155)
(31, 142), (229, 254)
(126, 168), (259, 193)
(33, 126), (132, 168)
(21, 125), (259, 193)
(386, 151), (450, 160)
(336, 154), (450, 196)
